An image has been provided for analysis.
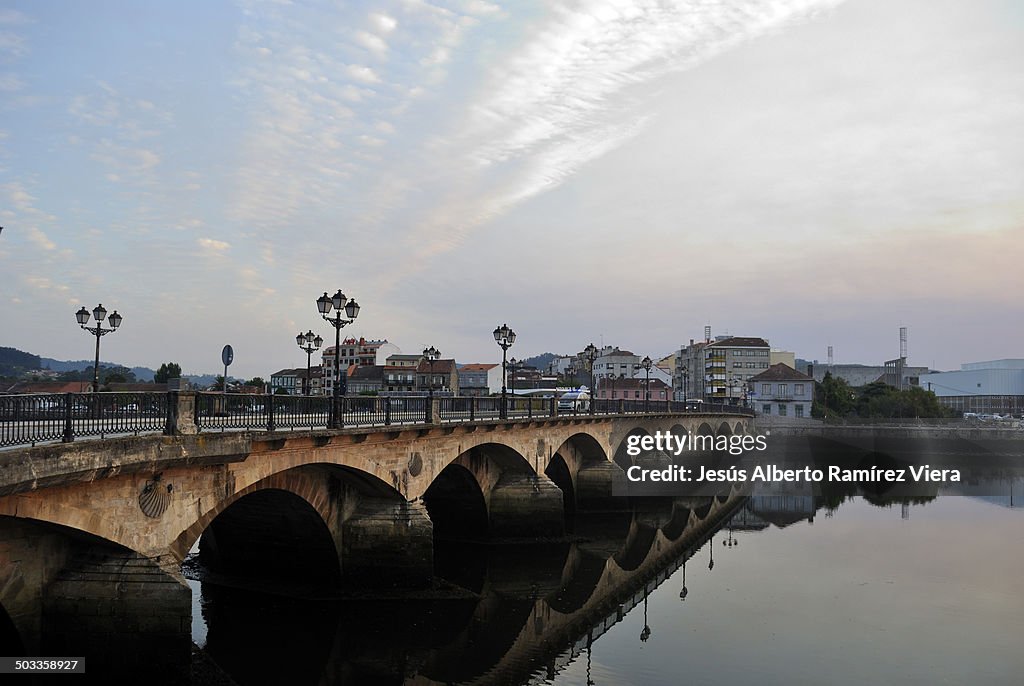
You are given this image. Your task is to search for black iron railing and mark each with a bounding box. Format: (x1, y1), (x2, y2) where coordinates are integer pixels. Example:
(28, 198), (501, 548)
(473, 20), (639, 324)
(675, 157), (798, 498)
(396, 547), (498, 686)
(0, 391), (754, 448)
(0, 392), (169, 447)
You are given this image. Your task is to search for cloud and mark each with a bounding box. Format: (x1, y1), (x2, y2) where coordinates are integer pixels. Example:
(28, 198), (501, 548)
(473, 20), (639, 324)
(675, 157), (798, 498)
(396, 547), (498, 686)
(197, 237), (230, 253)
(345, 64), (381, 84)
(355, 30), (389, 58)
(26, 227), (56, 251)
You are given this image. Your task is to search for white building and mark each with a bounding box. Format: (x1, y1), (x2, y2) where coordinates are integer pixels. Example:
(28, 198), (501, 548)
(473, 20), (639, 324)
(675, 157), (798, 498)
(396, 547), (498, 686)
(593, 348), (640, 383)
(918, 359), (1024, 416)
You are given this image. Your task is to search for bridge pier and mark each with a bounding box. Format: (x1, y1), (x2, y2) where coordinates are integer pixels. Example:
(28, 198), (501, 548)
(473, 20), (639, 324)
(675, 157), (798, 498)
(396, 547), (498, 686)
(575, 462), (629, 511)
(487, 473), (565, 539)
(342, 499), (433, 588)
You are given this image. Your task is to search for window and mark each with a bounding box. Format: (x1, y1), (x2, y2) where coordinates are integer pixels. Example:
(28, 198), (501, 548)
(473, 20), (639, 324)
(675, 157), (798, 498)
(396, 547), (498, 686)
(761, 384), (772, 395)
(795, 404), (805, 418)
(762, 404), (772, 415)
(746, 362), (756, 368)
(778, 384), (788, 396)
(734, 362), (742, 368)
(778, 404), (787, 416)
(794, 384), (804, 396)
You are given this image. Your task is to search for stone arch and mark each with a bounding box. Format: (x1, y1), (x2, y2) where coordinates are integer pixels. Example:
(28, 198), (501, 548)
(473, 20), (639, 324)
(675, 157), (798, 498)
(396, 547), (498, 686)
(174, 463), (430, 588)
(198, 487), (342, 585)
(546, 433), (609, 521)
(172, 462), (404, 561)
(613, 427), (652, 471)
(427, 443), (564, 539)
(423, 463), (489, 541)
(717, 421), (733, 436)
(0, 516), (190, 677)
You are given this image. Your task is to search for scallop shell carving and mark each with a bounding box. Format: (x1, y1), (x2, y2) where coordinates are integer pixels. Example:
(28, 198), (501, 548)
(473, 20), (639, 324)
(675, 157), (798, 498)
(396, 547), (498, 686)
(139, 477), (173, 518)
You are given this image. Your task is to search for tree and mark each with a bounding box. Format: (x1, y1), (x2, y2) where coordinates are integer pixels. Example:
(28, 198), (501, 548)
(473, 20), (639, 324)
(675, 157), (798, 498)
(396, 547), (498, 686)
(246, 377), (267, 390)
(812, 372), (856, 418)
(154, 362), (182, 384)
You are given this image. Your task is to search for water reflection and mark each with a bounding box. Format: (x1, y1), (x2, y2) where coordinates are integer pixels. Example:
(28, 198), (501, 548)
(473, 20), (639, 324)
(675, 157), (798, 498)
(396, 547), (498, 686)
(190, 482), (1024, 685)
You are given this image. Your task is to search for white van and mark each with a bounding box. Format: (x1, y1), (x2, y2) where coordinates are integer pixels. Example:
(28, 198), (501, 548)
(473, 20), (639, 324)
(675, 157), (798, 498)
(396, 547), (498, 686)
(558, 390), (591, 413)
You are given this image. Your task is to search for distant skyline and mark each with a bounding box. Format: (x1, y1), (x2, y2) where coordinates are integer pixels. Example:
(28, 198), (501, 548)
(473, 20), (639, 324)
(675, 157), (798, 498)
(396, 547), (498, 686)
(2, 0), (1022, 379)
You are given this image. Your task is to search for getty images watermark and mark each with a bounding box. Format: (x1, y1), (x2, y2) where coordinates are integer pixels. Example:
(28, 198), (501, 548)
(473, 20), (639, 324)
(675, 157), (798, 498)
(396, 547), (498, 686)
(623, 430), (963, 485)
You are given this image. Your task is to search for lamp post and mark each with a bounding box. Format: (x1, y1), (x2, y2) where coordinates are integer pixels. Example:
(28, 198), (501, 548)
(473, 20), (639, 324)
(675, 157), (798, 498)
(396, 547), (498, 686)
(680, 367), (690, 404)
(639, 355), (652, 412)
(76, 304), (122, 393)
(423, 346), (440, 400)
(583, 343), (598, 414)
(296, 330), (323, 396)
(317, 290), (360, 429)
(509, 357), (518, 397)
(727, 376), (739, 406)
(493, 324), (516, 419)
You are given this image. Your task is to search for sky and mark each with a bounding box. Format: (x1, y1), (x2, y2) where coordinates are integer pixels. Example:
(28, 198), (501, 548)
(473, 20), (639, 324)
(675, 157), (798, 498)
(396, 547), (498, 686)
(1, 0), (1022, 379)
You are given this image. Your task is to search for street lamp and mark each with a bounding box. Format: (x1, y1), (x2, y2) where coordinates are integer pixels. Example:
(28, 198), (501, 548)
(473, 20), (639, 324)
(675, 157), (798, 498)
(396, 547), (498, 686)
(317, 289), (360, 428)
(296, 330), (323, 396)
(423, 346), (440, 400)
(583, 343), (598, 414)
(76, 304), (122, 393)
(493, 323), (516, 418)
(509, 357), (518, 397)
(639, 355), (653, 412)
(679, 367), (690, 405)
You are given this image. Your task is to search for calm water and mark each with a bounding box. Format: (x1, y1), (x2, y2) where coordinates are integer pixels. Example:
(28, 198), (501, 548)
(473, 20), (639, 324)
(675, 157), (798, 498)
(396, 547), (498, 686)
(189, 494), (1024, 685)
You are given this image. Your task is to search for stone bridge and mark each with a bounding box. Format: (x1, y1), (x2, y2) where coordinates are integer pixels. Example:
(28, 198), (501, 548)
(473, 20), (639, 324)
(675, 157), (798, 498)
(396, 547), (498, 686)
(0, 410), (752, 679)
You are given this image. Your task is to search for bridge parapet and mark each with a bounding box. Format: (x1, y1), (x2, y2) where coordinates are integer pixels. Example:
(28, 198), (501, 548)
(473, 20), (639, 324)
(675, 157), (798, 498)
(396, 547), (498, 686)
(1, 390), (752, 449)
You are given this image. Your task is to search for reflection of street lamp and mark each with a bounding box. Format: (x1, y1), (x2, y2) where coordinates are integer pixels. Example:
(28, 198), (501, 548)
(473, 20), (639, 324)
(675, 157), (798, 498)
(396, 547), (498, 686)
(584, 343), (598, 413)
(493, 324), (516, 418)
(725, 524), (738, 547)
(296, 330), (323, 396)
(708, 536), (715, 570)
(640, 593), (652, 642)
(76, 304), (123, 393)
(423, 346), (440, 400)
(639, 355), (653, 411)
(679, 560), (688, 601)
(317, 290), (360, 429)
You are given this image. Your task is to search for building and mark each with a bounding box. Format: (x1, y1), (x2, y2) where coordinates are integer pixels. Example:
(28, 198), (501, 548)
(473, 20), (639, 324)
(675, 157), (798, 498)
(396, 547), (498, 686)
(917, 359), (1024, 416)
(459, 363), (502, 396)
(748, 363), (814, 419)
(322, 338), (400, 396)
(382, 365), (417, 394)
(596, 377), (671, 402)
(676, 336), (771, 403)
(415, 359), (459, 395)
(593, 348), (641, 384)
(270, 368), (302, 395)
(805, 362), (930, 389)
(348, 365), (384, 395)
(629, 363), (672, 388)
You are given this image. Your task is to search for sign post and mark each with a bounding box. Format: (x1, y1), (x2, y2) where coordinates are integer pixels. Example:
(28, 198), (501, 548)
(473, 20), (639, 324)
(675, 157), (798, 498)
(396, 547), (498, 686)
(221, 345), (233, 395)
